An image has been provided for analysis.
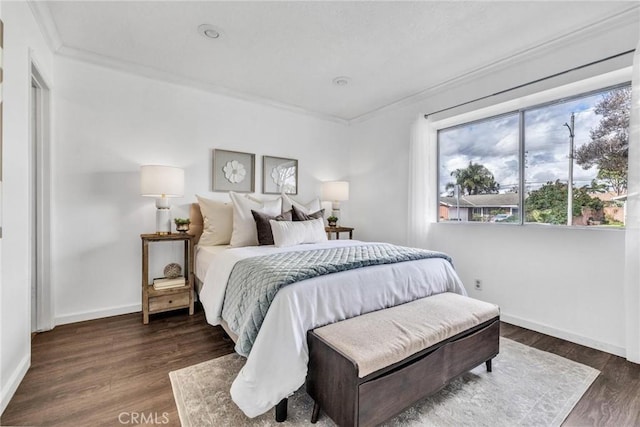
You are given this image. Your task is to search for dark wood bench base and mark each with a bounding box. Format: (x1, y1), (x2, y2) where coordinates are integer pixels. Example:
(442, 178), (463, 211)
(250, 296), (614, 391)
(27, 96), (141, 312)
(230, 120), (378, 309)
(275, 398), (288, 422)
(306, 317), (500, 427)
(311, 401), (321, 423)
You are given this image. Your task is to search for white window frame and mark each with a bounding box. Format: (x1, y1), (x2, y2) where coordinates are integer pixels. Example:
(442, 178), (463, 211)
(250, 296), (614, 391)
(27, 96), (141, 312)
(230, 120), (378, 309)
(433, 67), (632, 228)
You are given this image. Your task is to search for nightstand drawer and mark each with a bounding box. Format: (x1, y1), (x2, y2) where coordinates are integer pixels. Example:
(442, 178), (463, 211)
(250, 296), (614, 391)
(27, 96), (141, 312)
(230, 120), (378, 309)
(149, 292), (190, 312)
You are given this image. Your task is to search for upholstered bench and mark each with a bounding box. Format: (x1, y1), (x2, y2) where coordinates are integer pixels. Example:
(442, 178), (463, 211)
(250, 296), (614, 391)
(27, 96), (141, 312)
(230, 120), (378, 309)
(306, 292), (500, 427)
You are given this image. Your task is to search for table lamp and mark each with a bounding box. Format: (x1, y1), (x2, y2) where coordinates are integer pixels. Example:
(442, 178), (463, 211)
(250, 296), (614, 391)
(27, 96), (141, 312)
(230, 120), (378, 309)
(140, 165), (184, 234)
(321, 181), (349, 218)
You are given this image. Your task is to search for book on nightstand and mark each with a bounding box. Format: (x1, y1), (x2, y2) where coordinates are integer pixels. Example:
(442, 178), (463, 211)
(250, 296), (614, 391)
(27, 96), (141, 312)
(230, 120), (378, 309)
(153, 276), (186, 290)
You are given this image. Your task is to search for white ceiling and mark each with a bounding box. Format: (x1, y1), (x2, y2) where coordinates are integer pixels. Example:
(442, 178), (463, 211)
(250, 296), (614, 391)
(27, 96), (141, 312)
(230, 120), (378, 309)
(39, 1), (638, 121)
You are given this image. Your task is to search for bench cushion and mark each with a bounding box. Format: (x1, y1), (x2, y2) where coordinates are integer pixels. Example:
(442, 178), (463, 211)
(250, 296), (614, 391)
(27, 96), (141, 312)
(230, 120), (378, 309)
(313, 292), (499, 377)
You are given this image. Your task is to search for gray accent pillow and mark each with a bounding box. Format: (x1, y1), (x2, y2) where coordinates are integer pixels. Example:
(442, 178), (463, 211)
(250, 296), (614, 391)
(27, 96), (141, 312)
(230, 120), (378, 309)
(292, 205), (325, 221)
(251, 210), (293, 245)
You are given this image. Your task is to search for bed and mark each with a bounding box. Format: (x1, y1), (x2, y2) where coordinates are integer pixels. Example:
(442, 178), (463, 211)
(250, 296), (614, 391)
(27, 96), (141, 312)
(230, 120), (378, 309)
(189, 202), (467, 418)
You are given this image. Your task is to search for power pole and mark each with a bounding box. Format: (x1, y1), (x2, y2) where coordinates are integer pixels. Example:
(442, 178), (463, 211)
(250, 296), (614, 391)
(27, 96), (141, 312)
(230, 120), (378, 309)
(455, 184), (461, 221)
(564, 113), (575, 226)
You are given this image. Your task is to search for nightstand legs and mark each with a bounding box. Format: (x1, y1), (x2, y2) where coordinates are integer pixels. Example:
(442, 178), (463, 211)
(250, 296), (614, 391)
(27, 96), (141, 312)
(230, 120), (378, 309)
(189, 285), (195, 315)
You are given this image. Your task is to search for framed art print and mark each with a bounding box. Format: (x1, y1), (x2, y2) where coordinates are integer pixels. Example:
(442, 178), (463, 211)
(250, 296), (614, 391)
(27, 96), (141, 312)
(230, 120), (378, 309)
(263, 156), (298, 195)
(212, 149), (255, 193)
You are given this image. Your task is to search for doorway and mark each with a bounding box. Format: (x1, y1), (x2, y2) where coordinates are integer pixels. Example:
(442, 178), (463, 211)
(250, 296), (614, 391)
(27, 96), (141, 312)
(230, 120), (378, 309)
(30, 62), (52, 332)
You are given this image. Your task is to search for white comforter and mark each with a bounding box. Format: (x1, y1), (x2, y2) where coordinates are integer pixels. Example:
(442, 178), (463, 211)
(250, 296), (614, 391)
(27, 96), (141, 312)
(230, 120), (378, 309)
(198, 240), (467, 418)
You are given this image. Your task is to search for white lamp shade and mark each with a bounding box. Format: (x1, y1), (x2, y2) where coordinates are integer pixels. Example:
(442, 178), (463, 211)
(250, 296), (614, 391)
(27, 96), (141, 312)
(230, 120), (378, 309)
(322, 181), (349, 201)
(140, 165), (184, 197)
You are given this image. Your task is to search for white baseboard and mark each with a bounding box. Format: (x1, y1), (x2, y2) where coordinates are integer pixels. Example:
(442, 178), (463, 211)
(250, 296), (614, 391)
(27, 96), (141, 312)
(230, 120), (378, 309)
(55, 303), (141, 326)
(1, 353), (30, 415)
(501, 312), (627, 358)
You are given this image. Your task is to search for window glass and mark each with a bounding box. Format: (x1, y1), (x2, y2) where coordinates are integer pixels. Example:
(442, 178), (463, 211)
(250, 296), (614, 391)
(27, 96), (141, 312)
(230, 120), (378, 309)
(437, 84), (629, 227)
(524, 86), (629, 227)
(438, 113), (520, 223)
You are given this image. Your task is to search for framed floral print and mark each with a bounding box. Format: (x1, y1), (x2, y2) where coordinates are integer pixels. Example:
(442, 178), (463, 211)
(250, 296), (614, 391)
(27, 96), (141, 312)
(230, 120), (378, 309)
(212, 149), (255, 193)
(263, 156), (298, 195)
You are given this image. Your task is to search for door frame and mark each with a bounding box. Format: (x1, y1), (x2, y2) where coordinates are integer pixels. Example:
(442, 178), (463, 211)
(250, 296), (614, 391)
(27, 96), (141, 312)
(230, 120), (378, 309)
(30, 55), (53, 332)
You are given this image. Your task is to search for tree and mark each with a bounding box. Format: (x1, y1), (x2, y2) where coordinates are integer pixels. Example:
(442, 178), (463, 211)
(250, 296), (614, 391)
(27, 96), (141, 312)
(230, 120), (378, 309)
(596, 168), (627, 196)
(525, 180), (604, 225)
(446, 161), (499, 195)
(575, 87), (630, 195)
(585, 178), (607, 194)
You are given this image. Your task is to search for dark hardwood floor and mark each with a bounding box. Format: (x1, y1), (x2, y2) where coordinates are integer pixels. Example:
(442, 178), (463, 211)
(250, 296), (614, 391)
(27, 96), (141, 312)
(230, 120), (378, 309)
(500, 323), (640, 427)
(1, 305), (234, 427)
(2, 307), (639, 426)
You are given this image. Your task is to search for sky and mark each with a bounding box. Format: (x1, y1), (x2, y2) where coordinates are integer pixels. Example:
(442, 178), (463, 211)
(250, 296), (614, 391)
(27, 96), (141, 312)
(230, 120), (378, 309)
(438, 86), (626, 196)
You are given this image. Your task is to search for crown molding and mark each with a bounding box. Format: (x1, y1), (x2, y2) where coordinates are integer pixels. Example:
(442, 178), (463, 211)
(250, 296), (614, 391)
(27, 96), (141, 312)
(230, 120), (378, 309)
(349, 4), (640, 124)
(56, 45), (349, 125)
(29, 1), (638, 126)
(27, 0), (63, 52)
(27, 0), (347, 124)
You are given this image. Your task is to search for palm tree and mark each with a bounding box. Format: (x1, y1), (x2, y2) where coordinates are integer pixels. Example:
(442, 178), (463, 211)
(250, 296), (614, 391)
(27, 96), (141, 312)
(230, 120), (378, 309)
(448, 161), (499, 195)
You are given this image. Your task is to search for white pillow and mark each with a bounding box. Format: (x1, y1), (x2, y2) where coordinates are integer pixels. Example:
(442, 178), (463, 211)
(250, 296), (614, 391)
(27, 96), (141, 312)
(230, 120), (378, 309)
(282, 194), (321, 214)
(269, 218), (328, 248)
(196, 195), (233, 246)
(229, 192), (282, 247)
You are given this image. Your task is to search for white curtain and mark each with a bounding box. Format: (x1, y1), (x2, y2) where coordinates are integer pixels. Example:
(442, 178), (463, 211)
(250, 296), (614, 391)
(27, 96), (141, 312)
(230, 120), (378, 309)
(407, 115), (437, 248)
(624, 42), (640, 363)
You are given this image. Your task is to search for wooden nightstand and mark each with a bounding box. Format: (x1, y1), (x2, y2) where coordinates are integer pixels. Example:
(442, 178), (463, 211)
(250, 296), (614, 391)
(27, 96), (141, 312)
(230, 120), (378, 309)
(140, 233), (195, 324)
(325, 226), (354, 240)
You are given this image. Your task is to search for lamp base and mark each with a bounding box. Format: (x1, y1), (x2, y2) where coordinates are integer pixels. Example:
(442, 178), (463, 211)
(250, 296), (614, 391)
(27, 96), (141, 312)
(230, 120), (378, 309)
(331, 201), (341, 219)
(156, 207), (171, 235)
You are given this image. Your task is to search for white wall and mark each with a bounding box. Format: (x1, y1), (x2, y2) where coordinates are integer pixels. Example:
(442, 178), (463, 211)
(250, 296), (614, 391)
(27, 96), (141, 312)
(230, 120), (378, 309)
(1, 1), (55, 414)
(2, 3), (636, 416)
(432, 224), (625, 354)
(52, 56), (350, 324)
(0, 0), (3, 411)
(348, 16), (637, 356)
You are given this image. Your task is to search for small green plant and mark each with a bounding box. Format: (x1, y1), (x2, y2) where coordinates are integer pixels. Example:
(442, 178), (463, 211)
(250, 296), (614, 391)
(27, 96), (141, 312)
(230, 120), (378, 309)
(327, 216), (338, 223)
(174, 218), (191, 225)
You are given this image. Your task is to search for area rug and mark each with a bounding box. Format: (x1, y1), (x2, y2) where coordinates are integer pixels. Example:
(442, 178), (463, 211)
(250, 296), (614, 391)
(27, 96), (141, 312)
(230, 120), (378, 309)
(170, 338), (599, 426)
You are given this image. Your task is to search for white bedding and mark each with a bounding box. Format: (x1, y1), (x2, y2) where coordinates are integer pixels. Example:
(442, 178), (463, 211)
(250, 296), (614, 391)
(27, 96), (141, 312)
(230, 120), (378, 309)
(194, 244), (230, 282)
(198, 240), (467, 418)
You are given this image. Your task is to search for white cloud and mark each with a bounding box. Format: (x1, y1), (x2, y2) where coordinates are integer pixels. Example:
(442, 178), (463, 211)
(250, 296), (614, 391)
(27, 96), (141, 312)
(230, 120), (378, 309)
(438, 89), (613, 194)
